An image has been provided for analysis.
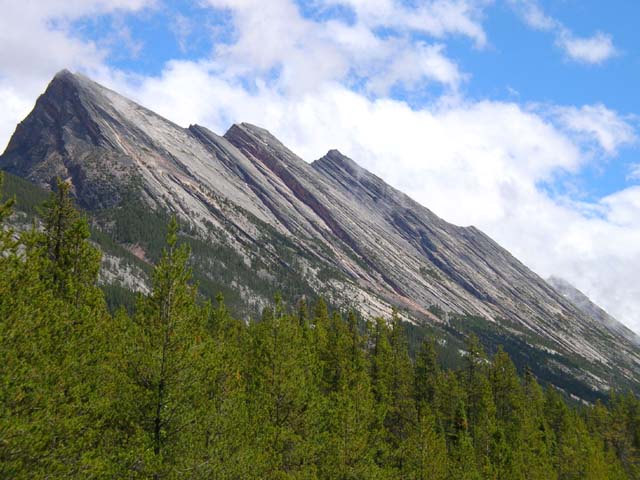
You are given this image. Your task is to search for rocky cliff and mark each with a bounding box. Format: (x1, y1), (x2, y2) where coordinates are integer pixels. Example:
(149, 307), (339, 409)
(3, 70), (640, 399)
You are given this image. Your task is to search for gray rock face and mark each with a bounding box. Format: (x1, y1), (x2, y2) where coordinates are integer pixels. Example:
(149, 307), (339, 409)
(3, 70), (640, 396)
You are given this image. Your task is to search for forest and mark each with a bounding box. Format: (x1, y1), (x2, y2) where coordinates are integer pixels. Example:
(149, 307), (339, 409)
(2, 173), (640, 479)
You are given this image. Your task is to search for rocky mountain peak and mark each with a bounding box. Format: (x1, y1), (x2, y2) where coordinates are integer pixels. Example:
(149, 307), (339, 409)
(0, 70), (108, 195)
(224, 123), (289, 152)
(4, 71), (640, 398)
(312, 149), (364, 178)
(312, 149), (401, 210)
(52, 68), (77, 82)
(223, 122), (312, 178)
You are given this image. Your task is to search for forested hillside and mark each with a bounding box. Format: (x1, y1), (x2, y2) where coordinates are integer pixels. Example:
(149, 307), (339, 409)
(2, 174), (640, 479)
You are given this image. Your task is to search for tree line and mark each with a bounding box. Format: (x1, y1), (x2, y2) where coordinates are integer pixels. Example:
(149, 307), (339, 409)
(1, 174), (640, 479)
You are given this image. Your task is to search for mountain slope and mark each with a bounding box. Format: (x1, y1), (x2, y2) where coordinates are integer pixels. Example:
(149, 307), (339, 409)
(2, 70), (640, 399)
(548, 276), (640, 346)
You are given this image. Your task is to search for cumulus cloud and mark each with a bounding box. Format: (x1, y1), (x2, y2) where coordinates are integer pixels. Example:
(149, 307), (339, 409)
(203, 0), (467, 94)
(511, 0), (618, 64)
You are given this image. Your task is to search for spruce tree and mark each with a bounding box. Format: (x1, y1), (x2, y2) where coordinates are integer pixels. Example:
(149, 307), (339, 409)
(38, 179), (101, 305)
(462, 335), (496, 475)
(246, 296), (318, 477)
(118, 217), (212, 478)
(403, 405), (448, 480)
(520, 370), (557, 479)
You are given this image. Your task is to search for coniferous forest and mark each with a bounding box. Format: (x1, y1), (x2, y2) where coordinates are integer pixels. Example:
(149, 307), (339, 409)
(3, 173), (640, 479)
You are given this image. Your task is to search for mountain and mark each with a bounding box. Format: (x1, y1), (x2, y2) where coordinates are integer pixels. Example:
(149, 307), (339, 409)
(2, 70), (640, 400)
(548, 276), (640, 346)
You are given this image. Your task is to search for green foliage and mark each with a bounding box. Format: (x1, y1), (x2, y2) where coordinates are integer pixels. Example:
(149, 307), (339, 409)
(3, 179), (640, 478)
(0, 170), (48, 218)
(37, 179), (103, 305)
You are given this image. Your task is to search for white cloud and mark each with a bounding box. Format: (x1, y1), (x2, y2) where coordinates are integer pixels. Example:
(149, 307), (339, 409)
(517, 0), (556, 30)
(627, 164), (640, 182)
(320, 0), (491, 47)
(552, 104), (636, 154)
(511, 0), (618, 64)
(204, 0), (468, 94)
(169, 14), (192, 53)
(364, 42), (463, 94)
(557, 32), (618, 65)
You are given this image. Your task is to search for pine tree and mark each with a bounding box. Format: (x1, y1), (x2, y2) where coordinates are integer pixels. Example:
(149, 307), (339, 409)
(415, 338), (439, 416)
(246, 296), (319, 477)
(316, 310), (378, 478)
(118, 217), (212, 478)
(489, 347), (527, 478)
(462, 335), (496, 475)
(448, 399), (482, 480)
(37, 179), (101, 306)
(403, 405), (448, 480)
(385, 311), (418, 471)
(195, 293), (258, 479)
(519, 370), (557, 479)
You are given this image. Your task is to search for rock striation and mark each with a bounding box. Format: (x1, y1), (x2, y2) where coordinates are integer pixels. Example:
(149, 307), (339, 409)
(3, 70), (640, 398)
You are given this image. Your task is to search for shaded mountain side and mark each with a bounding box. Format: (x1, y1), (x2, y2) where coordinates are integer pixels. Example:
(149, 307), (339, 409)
(2, 70), (640, 400)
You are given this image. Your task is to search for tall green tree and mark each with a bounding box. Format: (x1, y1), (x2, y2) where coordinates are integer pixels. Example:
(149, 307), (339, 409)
(246, 297), (319, 478)
(448, 399), (482, 480)
(462, 335), (496, 475)
(118, 217), (213, 478)
(38, 179), (101, 306)
(519, 370), (557, 479)
(316, 310), (378, 478)
(415, 338), (439, 413)
(403, 405), (449, 480)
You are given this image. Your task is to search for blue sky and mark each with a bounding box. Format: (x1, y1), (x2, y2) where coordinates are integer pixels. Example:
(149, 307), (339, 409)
(1, 0), (640, 330)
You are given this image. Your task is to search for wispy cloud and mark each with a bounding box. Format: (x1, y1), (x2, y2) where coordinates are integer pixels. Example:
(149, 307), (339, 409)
(319, 0), (491, 48)
(511, 0), (618, 64)
(169, 13), (192, 53)
(551, 104), (636, 155)
(558, 32), (617, 65)
(627, 164), (640, 182)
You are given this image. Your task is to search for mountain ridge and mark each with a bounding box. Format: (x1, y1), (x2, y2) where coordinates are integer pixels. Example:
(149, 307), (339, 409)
(2, 69), (639, 399)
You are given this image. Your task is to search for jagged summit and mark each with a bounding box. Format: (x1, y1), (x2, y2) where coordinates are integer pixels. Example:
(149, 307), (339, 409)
(226, 122), (278, 141)
(313, 149), (364, 178)
(51, 68), (81, 83)
(3, 71), (640, 398)
(54, 68), (73, 77)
